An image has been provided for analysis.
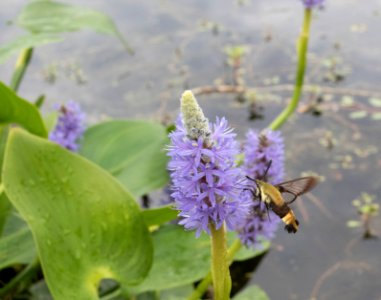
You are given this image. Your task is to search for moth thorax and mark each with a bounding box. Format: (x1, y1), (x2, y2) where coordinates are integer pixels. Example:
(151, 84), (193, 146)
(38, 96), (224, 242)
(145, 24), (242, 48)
(262, 193), (271, 204)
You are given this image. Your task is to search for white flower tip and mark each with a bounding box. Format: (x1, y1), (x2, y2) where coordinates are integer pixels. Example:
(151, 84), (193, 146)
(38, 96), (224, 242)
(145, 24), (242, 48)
(180, 90), (211, 142)
(181, 90), (195, 104)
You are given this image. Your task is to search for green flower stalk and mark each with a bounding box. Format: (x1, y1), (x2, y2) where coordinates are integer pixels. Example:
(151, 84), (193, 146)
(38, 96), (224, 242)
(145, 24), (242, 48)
(210, 223), (231, 300)
(268, 8), (312, 130)
(188, 239), (242, 300)
(9, 48), (33, 92)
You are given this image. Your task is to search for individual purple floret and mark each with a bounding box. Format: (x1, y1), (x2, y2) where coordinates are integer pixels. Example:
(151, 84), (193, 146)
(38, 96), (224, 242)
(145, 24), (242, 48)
(49, 101), (86, 152)
(302, 0), (325, 8)
(167, 92), (251, 237)
(238, 129), (285, 247)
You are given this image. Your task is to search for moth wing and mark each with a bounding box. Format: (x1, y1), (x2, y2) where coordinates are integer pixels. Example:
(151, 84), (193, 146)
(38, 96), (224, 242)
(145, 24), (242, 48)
(281, 192), (300, 204)
(276, 177), (318, 198)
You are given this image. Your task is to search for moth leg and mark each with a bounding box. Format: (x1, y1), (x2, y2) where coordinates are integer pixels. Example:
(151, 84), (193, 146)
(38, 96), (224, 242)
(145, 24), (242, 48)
(265, 202), (271, 221)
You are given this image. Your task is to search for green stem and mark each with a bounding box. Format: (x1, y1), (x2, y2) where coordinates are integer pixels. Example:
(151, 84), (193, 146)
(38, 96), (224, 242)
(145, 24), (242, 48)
(227, 239), (243, 261)
(187, 240), (242, 300)
(268, 8), (312, 130)
(187, 272), (212, 300)
(0, 256), (40, 298)
(0, 183), (4, 197)
(210, 223), (231, 300)
(9, 48), (33, 93)
(116, 31), (135, 55)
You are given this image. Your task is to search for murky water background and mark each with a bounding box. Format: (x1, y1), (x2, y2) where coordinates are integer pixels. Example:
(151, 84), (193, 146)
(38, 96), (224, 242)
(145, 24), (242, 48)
(1, 0), (381, 299)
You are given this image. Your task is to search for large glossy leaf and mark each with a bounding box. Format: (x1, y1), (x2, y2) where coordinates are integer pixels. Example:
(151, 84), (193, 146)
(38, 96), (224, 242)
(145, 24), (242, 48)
(142, 205), (178, 227)
(130, 225), (211, 293)
(0, 34), (62, 64)
(0, 82), (47, 137)
(0, 127), (11, 234)
(80, 120), (169, 197)
(0, 207), (36, 269)
(233, 239), (270, 261)
(2, 129), (153, 300)
(129, 226), (270, 294)
(233, 285), (270, 300)
(17, 0), (131, 52)
(226, 231), (270, 261)
(0, 193), (12, 237)
(0, 126), (9, 182)
(159, 285), (194, 300)
(0, 212), (35, 269)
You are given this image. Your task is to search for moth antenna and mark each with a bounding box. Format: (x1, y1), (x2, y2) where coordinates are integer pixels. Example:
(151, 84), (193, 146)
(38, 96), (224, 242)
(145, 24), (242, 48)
(245, 175), (260, 190)
(263, 160), (272, 180)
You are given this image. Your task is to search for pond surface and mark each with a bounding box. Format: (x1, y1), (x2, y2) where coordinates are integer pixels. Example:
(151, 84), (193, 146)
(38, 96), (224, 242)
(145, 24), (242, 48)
(1, 0), (381, 299)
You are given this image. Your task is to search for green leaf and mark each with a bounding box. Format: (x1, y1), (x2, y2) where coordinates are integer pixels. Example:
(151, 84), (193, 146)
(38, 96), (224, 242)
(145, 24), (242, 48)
(233, 285), (270, 300)
(0, 34), (62, 64)
(17, 0), (132, 53)
(0, 82), (47, 137)
(226, 232), (270, 261)
(0, 192), (12, 236)
(2, 206), (29, 237)
(2, 129), (153, 300)
(142, 205), (178, 227)
(0, 214), (35, 269)
(131, 225), (211, 293)
(0, 207), (36, 269)
(233, 238), (270, 261)
(349, 111), (367, 119)
(43, 112), (58, 133)
(80, 120), (169, 197)
(0, 126), (9, 183)
(160, 285), (194, 300)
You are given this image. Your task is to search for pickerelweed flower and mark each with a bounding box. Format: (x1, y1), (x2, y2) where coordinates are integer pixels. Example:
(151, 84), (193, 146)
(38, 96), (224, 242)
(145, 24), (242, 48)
(167, 91), (251, 237)
(244, 129), (285, 185)
(49, 101), (86, 152)
(302, 0), (325, 8)
(238, 129), (285, 247)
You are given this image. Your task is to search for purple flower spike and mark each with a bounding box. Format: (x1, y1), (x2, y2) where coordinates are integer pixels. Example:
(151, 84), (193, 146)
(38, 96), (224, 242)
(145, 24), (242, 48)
(167, 91), (251, 237)
(238, 129), (285, 247)
(49, 101), (86, 152)
(244, 129), (285, 185)
(238, 191), (280, 247)
(302, 0), (325, 8)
